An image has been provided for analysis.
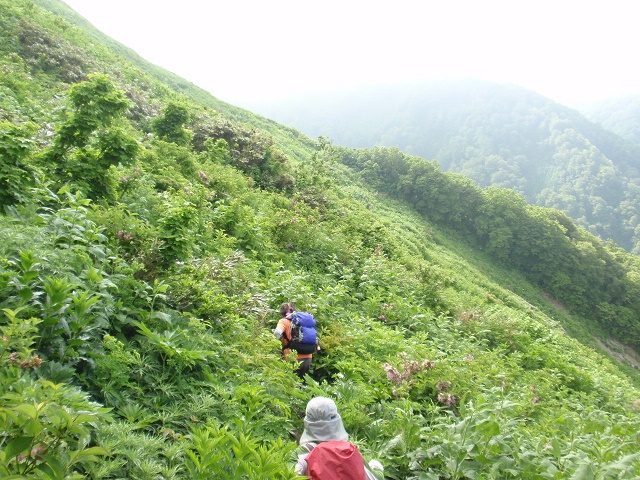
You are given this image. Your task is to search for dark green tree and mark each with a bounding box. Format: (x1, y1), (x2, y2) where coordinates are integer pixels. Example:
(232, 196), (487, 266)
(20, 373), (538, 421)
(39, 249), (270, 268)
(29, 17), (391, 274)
(44, 74), (139, 199)
(152, 101), (193, 146)
(0, 121), (36, 205)
(50, 74), (130, 155)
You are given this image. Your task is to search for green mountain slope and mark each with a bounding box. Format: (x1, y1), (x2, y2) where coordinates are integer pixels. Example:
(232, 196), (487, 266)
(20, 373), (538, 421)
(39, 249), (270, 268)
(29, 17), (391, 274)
(1, 1), (640, 478)
(249, 80), (640, 254)
(580, 94), (640, 147)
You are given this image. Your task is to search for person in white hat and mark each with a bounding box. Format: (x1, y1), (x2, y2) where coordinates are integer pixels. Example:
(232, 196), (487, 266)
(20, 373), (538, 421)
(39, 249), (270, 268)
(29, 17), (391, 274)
(292, 397), (384, 479)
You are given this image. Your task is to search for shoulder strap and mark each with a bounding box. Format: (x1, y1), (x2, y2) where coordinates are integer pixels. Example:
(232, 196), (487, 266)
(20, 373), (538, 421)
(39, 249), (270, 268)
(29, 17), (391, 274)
(281, 318), (293, 349)
(302, 442), (317, 453)
(364, 467), (377, 480)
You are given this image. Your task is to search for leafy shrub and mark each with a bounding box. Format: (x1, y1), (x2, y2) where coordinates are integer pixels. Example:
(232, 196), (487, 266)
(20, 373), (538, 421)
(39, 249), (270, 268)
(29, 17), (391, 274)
(168, 252), (264, 320)
(157, 200), (198, 263)
(16, 18), (91, 83)
(185, 422), (298, 479)
(42, 74), (139, 199)
(191, 116), (289, 189)
(0, 120), (37, 205)
(0, 308), (109, 478)
(152, 101), (193, 146)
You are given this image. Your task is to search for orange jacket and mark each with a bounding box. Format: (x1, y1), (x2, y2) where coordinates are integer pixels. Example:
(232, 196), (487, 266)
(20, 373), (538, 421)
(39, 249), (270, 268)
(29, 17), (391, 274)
(277, 317), (313, 360)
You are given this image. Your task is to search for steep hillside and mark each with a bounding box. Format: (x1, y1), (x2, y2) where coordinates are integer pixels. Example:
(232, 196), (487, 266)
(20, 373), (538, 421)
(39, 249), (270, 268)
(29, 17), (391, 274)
(250, 80), (640, 254)
(1, 1), (640, 479)
(580, 94), (640, 147)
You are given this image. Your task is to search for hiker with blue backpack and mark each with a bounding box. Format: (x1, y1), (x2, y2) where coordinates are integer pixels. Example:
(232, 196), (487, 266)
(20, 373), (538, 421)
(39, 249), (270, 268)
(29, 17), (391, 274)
(292, 397), (384, 480)
(273, 302), (318, 378)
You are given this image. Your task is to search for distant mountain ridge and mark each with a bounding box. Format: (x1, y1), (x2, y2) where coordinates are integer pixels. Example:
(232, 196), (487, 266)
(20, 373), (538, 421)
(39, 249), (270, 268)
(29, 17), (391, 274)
(250, 80), (640, 253)
(581, 94), (640, 146)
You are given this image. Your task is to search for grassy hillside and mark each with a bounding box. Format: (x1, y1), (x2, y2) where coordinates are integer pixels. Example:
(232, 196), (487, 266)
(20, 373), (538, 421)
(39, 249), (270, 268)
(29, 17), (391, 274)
(249, 80), (640, 254)
(1, 1), (640, 478)
(32, 0), (318, 167)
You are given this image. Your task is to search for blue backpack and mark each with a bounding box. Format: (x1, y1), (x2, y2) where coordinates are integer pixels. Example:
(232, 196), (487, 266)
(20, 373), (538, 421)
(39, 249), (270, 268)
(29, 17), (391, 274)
(286, 312), (318, 354)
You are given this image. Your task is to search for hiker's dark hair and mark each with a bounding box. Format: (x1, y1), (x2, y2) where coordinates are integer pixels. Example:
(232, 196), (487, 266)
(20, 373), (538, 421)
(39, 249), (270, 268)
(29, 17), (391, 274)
(280, 302), (297, 316)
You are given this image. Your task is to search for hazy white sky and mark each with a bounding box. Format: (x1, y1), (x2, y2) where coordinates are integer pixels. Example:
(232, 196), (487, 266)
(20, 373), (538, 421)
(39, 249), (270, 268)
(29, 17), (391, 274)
(61, 0), (640, 108)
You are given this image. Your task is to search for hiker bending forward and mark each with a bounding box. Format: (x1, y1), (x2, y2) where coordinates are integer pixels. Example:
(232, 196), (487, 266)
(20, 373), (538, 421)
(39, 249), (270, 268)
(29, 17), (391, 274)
(292, 397), (384, 480)
(274, 302), (313, 377)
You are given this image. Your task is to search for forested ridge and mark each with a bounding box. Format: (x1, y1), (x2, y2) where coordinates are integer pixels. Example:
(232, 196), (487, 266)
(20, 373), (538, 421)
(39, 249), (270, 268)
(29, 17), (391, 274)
(1, 0), (640, 478)
(251, 80), (640, 255)
(582, 94), (640, 147)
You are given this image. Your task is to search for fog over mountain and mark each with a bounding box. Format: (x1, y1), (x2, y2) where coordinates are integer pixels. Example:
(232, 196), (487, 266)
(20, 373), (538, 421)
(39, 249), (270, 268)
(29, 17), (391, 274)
(248, 79), (640, 254)
(60, 0), (640, 109)
(580, 94), (640, 146)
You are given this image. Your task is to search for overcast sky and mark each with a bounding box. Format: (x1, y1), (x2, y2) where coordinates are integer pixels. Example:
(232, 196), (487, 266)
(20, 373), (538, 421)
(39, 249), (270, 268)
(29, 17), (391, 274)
(61, 0), (640, 109)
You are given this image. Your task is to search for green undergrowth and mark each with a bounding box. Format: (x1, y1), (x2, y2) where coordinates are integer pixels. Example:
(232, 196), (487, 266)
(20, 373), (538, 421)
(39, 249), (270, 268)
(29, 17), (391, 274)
(1, 1), (639, 478)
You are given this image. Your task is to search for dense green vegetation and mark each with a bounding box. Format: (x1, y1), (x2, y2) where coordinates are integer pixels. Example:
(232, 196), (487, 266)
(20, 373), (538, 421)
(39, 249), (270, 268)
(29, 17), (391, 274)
(1, 1), (640, 478)
(582, 95), (640, 147)
(340, 146), (640, 350)
(251, 80), (640, 255)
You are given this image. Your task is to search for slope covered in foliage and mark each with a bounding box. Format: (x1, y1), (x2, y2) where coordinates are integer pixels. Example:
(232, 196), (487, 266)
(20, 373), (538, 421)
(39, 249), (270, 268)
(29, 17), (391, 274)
(249, 80), (640, 254)
(581, 94), (640, 147)
(1, 1), (640, 478)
